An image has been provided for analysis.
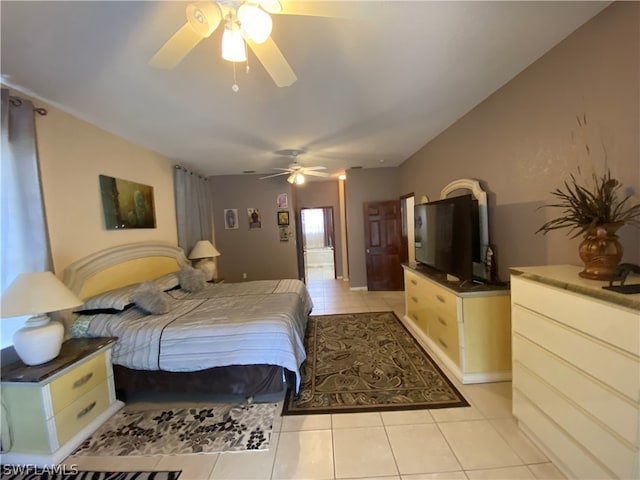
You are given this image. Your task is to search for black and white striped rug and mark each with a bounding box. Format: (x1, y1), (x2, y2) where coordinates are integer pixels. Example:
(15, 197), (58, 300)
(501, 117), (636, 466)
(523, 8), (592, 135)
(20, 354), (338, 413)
(0, 468), (180, 480)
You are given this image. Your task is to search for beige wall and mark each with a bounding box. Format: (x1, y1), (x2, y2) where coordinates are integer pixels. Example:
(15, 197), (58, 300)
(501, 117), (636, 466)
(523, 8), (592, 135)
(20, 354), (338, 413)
(399, 2), (639, 281)
(4, 87), (178, 277)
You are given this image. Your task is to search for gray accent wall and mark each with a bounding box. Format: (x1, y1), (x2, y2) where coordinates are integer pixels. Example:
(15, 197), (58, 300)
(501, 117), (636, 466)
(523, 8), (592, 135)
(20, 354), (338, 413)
(209, 175), (298, 282)
(399, 2), (639, 282)
(345, 168), (401, 289)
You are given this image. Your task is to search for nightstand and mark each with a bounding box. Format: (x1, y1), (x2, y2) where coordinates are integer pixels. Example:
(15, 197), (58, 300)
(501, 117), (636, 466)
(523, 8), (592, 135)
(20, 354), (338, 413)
(0, 337), (124, 466)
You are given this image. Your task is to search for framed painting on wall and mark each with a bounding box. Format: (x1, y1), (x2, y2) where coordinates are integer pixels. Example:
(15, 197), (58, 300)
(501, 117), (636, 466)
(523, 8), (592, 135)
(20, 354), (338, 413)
(277, 193), (288, 209)
(248, 208), (262, 230)
(99, 175), (156, 229)
(277, 211), (290, 226)
(224, 209), (239, 229)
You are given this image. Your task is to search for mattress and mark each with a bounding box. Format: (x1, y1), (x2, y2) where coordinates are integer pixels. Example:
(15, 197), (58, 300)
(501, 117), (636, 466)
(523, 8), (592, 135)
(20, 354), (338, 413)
(84, 279), (312, 391)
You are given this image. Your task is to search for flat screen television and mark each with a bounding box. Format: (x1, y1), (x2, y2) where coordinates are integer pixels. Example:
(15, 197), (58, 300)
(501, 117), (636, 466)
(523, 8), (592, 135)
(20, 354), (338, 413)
(414, 194), (480, 282)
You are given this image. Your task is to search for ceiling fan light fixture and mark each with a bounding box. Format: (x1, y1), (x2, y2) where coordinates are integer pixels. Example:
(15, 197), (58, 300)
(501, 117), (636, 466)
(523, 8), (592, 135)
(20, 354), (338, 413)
(259, 0), (282, 14)
(222, 25), (247, 62)
(238, 5), (272, 44)
(186, 2), (222, 37)
(287, 172), (305, 184)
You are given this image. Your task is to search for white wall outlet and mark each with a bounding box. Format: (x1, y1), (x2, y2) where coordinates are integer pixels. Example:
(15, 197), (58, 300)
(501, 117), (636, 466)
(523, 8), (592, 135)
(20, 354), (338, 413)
(242, 273), (247, 279)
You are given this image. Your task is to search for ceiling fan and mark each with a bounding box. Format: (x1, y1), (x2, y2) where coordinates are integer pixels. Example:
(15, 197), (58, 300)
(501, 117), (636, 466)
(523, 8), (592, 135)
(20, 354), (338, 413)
(260, 149), (329, 184)
(148, 1), (357, 88)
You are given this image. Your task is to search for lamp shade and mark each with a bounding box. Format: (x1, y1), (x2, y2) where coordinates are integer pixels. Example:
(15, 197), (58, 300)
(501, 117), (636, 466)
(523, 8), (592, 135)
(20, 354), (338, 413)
(188, 240), (221, 260)
(1, 272), (82, 366)
(1, 271), (83, 318)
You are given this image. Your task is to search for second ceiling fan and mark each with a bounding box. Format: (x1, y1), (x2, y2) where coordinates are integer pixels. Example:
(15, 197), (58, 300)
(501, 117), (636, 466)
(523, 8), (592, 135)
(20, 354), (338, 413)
(260, 149), (329, 184)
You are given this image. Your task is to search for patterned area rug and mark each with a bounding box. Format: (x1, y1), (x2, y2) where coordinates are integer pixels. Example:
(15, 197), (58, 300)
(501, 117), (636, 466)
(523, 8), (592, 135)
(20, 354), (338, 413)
(1, 470), (180, 480)
(73, 403), (276, 456)
(283, 312), (469, 415)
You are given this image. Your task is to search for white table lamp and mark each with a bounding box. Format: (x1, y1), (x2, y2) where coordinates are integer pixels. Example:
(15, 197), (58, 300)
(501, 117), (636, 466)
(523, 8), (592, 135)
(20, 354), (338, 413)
(188, 240), (221, 281)
(1, 271), (83, 365)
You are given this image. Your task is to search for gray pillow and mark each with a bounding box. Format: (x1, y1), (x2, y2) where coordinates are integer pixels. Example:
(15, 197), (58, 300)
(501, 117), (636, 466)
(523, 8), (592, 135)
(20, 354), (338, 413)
(178, 265), (206, 292)
(131, 282), (170, 314)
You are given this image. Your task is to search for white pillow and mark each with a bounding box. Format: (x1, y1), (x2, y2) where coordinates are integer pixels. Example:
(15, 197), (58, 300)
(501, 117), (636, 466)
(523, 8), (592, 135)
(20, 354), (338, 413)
(80, 283), (139, 311)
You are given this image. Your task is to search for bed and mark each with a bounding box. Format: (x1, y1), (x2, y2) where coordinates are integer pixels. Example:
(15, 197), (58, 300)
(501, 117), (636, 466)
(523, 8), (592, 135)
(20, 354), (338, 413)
(62, 242), (312, 399)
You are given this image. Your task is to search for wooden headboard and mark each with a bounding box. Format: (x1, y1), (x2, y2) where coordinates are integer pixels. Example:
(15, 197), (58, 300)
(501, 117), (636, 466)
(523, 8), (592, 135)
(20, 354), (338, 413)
(63, 242), (189, 300)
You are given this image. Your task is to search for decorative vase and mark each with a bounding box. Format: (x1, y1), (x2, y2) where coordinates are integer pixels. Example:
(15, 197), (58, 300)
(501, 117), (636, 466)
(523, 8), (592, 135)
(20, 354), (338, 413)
(578, 222), (624, 280)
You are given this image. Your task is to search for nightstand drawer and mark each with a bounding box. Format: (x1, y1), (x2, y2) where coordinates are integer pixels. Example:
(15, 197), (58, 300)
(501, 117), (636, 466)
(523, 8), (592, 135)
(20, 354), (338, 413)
(50, 352), (107, 414)
(55, 381), (110, 446)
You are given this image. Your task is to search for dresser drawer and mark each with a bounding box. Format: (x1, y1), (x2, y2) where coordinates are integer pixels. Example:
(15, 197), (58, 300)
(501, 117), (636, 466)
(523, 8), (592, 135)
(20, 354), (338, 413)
(514, 363), (636, 479)
(513, 334), (638, 446)
(423, 282), (458, 319)
(55, 381), (111, 446)
(50, 352), (107, 414)
(513, 304), (638, 402)
(511, 276), (639, 356)
(513, 390), (613, 480)
(429, 312), (460, 365)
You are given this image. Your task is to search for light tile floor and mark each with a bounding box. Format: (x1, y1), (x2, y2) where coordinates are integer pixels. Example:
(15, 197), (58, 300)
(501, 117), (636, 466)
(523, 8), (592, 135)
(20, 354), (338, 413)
(65, 268), (565, 480)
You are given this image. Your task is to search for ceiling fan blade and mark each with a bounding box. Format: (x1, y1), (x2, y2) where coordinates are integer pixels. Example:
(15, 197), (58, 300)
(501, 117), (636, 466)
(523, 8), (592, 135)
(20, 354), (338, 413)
(260, 172), (289, 179)
(302, 166), (327, 171)
(304, 171), (330, 177)
(246, 37), (297, 87)
(278, 1), (375, 18)
(148, 22), (204, 69)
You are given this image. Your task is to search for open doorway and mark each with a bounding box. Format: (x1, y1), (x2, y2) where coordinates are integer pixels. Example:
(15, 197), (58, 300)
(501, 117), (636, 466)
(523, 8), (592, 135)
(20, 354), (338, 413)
(300, 207), (336, 282)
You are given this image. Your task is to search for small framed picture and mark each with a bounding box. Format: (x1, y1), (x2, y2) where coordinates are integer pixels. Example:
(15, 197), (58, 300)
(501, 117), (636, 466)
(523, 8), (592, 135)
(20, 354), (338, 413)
(248, 208), (262, 230)
(279, 227), (289, 242)
(277, 193), (288, 209)
(277, 211), (290, 226)
(224, 209), (239, 229)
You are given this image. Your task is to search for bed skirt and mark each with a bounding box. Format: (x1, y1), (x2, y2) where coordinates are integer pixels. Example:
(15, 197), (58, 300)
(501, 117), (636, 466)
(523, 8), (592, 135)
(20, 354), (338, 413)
(113, 364), (288, 400)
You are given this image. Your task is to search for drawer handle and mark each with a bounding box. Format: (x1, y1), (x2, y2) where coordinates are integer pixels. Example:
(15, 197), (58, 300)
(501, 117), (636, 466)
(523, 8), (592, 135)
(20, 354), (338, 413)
(438, 316), (447, 326)
(77, 401), (97, 420)
(72, 372), (93, 389)
(411, 296), (419, 303)
(438, 338), (448, 349)
(410, 279), (417, 285)
(435, 294), (446, 304)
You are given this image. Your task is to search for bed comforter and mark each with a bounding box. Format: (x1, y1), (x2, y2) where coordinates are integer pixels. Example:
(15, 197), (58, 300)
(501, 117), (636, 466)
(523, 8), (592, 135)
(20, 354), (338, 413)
(85, 279), (312, 391)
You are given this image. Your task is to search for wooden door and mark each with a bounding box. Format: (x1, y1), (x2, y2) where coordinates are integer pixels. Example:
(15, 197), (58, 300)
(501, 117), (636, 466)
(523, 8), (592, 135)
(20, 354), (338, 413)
(364, 200), (405, 291)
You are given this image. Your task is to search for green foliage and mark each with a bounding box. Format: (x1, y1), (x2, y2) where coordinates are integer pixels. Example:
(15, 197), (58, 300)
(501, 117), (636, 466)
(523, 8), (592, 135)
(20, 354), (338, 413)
(537, 169), (640, 238)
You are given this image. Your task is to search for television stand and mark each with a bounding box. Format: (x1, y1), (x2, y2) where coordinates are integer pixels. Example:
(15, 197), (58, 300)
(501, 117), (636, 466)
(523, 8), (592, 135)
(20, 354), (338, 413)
(402, 263), (512, 384)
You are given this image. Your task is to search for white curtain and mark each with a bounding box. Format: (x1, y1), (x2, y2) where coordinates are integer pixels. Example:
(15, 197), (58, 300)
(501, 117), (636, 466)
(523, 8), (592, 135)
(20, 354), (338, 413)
(174, 166), (213, 255)
(1, 89), (51, 346)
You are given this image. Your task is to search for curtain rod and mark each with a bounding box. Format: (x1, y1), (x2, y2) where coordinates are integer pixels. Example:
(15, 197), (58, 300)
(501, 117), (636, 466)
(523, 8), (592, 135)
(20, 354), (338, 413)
(9, 95), (47, 116)
(174, 164), (208, 180)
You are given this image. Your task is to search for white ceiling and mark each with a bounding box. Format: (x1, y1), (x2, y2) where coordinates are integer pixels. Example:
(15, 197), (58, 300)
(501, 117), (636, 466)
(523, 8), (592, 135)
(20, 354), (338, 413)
(1, 1), (608, 179)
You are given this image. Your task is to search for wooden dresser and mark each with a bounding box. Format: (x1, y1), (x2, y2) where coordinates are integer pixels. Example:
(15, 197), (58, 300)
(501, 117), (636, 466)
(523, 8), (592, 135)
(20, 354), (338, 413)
(511, 265), (639, 479)
(0, 337), (124, 466)
(402, 263), (512, 384)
